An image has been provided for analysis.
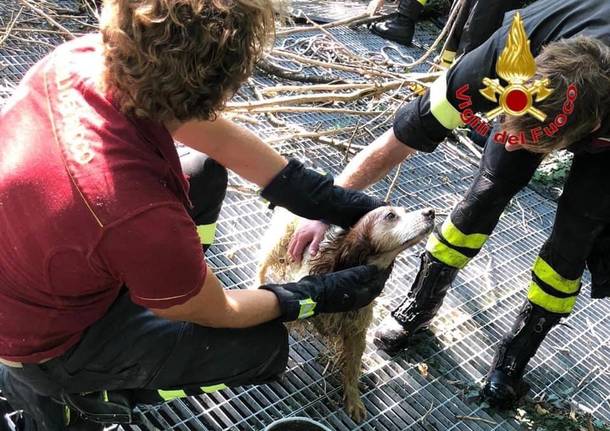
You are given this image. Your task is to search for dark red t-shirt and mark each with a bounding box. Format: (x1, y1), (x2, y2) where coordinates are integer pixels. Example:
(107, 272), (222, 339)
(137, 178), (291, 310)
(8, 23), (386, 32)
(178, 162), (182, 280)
(0, 34), (207, 363)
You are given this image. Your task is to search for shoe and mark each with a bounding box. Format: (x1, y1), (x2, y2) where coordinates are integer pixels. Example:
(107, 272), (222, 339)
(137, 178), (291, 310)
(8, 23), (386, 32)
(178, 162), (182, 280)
(482, 301), (563, 409)
(370, 14), (417, 46)
(369, 0), (424, 46)
(374, 251), (459, 353)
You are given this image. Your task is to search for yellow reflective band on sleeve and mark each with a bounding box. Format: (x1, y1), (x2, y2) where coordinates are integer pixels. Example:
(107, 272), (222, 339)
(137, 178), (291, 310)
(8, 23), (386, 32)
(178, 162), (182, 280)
(201, 384), (227, 393)
(417, 0), (427, 5)
(440, 217), (488, 250)
(532, 257), (580, 295)
(527, 282), (578, 314)
(158, 389), (187, 400)
(440, 50), (456, 67)
(103, 391), (109, 402)
(298, 298), (317, 319)
(429, 72), (464, 130)
(197, 222), (217, 245)
(425, 234), (470, 269)
(63, 405), (71, 426)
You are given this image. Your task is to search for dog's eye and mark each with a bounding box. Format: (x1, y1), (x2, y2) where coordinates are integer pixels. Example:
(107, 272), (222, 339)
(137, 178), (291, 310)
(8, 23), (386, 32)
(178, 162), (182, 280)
(384, 211), (397, 221)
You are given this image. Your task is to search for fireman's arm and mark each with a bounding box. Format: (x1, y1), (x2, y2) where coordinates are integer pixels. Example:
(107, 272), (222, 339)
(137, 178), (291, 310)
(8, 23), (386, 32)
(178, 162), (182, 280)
(392, 33), (501, 153)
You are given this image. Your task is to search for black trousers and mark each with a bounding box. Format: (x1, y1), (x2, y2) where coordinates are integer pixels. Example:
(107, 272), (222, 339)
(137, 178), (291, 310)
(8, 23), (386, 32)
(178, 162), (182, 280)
(440, 0), (524, 65)
(0, 148), (289, 430)
(427, 135), (610, 315)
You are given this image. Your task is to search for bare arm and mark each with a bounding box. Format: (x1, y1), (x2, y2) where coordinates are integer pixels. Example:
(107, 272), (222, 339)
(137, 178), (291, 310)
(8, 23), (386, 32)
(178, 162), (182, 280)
(171, 117), (287, 188)
(335, 128), (415, 189)
(152, 268), (281, 328)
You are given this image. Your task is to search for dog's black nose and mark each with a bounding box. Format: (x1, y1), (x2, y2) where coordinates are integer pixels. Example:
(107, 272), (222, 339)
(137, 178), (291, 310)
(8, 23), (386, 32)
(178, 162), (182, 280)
(422, 208), (435, 219)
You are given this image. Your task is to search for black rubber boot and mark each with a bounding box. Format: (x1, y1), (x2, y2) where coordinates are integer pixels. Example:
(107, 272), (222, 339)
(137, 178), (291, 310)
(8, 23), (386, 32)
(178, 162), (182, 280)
(370, 0), (424, 46)
(482, 301), (563, 409)
(374, 251), (459, 353)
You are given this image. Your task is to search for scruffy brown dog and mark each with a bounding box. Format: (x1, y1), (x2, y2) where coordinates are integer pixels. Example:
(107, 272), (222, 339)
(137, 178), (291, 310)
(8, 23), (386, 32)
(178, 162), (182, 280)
(257, 206), (435, 422)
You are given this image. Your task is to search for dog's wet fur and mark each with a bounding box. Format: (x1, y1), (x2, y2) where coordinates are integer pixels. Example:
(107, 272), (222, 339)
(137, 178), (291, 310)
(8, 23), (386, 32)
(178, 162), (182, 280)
(257, 206), (435, 422)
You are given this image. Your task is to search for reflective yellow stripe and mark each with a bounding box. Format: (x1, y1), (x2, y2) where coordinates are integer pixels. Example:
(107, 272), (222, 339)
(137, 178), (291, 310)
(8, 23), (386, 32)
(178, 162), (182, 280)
(197, 222), (217, 245)
(527, 282), (577, 314)
(441, 217), (488, 250)
(417, 0), (427, 5)
(440, 50), (456, 67)
(425, 235), (470, 269)
(63, 405), (71, 426)
(103, 391), (109, 402)
(158, 389), (187, 400)
(201, 384), (227, 393)
(429, 72), (464, 130)
(298, 298), (316, 319)
(532, 257), (580, 295)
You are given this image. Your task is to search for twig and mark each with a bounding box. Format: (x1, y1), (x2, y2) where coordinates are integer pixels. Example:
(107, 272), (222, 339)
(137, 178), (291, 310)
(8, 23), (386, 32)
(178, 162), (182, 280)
(6, 34), (55, 48)
(228, 80), (426, 110)
(256, 58), (339, 84)
(265, 126), (357, 144)
(577, 365), (600, 389)
(261, 82), (373, 94)
(385, 162), (403, 202)
(18, 0), (75, 39)
(344, 120), (361, 162)
(0, 7), (24, 49)
(421, 401), (435, 425)
(401, 0), (464, 69)
(228, 106), (384, 116)
(271, 49), (400, 79)
(276, 12), (370, 36)
(347, 14), (391, 29)
(455, 415), (496, 425)
(301, 14), (381, 71)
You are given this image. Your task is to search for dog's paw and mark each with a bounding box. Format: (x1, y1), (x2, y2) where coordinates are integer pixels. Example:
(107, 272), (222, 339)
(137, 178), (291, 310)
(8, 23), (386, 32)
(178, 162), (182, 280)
(344, 396), (367, 423)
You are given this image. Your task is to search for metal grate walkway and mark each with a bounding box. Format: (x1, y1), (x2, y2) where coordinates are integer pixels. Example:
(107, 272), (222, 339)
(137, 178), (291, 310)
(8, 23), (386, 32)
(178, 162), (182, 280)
(1, 1), (609, 430)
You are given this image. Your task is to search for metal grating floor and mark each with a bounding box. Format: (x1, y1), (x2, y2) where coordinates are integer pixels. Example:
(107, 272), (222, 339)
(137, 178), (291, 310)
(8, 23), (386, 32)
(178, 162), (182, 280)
(1, 1), (609, 430)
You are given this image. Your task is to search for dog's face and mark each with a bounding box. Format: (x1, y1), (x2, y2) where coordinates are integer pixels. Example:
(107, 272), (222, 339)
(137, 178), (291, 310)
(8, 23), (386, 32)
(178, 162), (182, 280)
(365, 206), (435, 254)
(308, 206), (435, 274)
(349, 206), (435, 269)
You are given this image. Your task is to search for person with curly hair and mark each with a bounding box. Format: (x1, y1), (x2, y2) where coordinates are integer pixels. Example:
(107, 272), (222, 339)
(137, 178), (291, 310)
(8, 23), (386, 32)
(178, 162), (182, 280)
(0, 0), (392, 429)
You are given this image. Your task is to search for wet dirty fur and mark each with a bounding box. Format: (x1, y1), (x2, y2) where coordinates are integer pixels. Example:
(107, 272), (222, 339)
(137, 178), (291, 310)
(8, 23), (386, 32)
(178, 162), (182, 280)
(257, 206), (434, 422)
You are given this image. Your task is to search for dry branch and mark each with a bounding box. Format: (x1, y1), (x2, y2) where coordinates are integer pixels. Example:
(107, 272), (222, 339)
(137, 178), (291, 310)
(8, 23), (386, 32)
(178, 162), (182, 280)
(228, 79), (433, 110)
(271, 49), (399, 79)
(18, 0), (75, 39)
(265, 126), (358, 144)
(455, 415), (496, 425)
(229, 106), (383, 116)
(276, 12), (370, 36)
(0, 8), (24, 49)
(256, 58), (339, 84)
(401, 0), (464, 69)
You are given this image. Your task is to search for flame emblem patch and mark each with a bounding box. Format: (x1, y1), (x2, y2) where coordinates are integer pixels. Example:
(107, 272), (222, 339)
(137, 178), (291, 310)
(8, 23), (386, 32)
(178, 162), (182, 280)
(479, 12), (553, 121)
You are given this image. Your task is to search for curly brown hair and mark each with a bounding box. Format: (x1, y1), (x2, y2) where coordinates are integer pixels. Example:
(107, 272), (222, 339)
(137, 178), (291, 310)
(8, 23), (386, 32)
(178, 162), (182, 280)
(100, 0), (275, 123)
(501, 36), (610, 153)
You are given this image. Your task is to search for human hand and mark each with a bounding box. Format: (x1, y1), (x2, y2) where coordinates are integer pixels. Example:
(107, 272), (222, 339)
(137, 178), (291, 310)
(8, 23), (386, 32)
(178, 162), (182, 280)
(260, 264), (392, 321)
(288, 219), (330, 263)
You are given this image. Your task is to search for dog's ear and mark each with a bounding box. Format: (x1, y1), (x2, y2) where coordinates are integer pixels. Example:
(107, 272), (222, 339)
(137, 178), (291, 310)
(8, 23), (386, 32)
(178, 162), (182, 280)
(308, 228), (346, 275)
(335, 227), (377, 271)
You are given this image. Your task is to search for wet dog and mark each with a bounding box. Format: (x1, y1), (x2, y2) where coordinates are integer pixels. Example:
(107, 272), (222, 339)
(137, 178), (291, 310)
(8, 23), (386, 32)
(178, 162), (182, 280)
(257, 206), (435, 422)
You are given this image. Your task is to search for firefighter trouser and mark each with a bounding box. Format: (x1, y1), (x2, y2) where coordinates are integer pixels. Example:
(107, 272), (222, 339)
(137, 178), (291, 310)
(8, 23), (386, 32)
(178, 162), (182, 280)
(441, 0), (523, 67)
(0, 292), (289, 430)
(179, 144), (228, 251)
(426, 136), (610, 315)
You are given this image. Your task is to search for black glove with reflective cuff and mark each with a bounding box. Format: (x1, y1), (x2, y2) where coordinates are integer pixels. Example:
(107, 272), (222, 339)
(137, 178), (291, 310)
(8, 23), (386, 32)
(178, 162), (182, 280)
(261, 159), (384, 229)
(260, 264), (391, 322)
